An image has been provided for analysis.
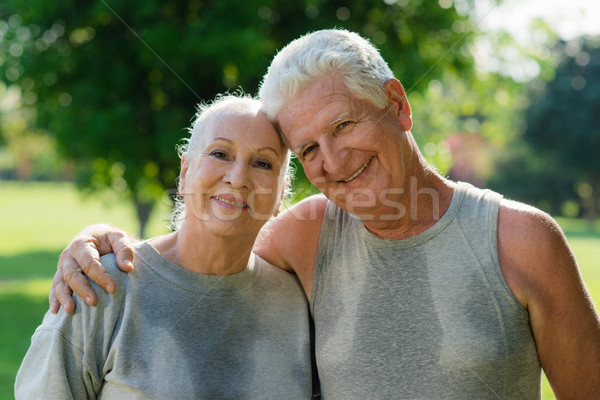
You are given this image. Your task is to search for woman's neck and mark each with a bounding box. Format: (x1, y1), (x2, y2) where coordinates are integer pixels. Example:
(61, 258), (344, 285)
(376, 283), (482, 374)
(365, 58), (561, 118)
(151, 225), (256, 275)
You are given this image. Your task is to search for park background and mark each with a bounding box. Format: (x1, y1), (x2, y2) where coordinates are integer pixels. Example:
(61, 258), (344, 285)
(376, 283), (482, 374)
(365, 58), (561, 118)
(1, 0), (599, 398)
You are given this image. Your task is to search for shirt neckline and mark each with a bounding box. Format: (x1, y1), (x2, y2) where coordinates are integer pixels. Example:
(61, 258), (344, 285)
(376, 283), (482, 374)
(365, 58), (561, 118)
(356, 182), (468, 249)
(135, 241), (260, 295)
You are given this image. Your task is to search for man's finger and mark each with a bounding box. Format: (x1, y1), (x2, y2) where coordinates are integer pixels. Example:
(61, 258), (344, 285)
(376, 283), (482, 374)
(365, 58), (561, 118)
(79, 253), (116, 294)
(49, 269), (62, 314)
(115, 246), (135, 272)
(70, 238), (115, 293)
(55, 279), (76, 314)
(106, 231), (135, 272)
(61, 252), (101, 304)
(62, 263), (98, 307)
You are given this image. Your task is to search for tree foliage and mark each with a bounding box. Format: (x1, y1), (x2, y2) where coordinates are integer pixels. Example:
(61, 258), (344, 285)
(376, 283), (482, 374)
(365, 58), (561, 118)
(0, 0), (476, 236)
(523, 36), (600, 221)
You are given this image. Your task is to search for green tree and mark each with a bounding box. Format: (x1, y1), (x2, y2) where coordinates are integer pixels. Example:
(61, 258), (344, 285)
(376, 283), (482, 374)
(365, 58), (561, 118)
(1, 0), (476, 236)
(523, 36), (600, 222)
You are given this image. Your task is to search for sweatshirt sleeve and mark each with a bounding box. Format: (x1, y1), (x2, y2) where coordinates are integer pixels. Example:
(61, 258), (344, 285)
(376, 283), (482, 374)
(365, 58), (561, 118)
(15, 253), (123, 399)
(14, 310), (103, 399)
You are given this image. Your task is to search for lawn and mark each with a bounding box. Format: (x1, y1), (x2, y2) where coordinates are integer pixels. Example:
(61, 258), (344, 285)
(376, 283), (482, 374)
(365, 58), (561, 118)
(0, 181), (170, 398)
(1, 181), (599, 399)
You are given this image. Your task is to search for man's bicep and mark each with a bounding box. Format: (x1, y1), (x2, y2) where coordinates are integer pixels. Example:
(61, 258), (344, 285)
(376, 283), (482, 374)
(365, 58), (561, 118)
(498, 203), (600, 397)
(255, 195), (328, 291)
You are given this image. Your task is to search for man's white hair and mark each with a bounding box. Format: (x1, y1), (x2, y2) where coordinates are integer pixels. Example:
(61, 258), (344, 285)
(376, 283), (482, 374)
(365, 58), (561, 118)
(258, 29), (394, 121)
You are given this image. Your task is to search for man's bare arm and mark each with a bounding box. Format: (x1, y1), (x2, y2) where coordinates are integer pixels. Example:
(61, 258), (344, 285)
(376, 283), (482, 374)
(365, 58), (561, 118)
(51, 196), (328, 312)
(498, 201), (600, 398)
(49, 223), (137, 314)
(254, 194), (328, 297)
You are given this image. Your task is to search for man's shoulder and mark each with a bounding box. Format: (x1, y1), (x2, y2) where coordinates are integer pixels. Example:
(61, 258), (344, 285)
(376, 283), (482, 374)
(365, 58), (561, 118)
(497, 198), (571, 307)
(499, 199), (561, 239)
(281, 193), (329, 222)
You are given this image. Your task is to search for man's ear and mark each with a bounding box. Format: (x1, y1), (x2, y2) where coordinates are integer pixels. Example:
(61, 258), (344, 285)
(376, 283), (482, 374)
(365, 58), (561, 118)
(179, 153), (190, 196)
(384, 78), (412, 131)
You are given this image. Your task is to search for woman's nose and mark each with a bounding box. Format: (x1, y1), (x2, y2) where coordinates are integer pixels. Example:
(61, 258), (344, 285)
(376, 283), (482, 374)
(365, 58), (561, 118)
(224, 160), (249, 189)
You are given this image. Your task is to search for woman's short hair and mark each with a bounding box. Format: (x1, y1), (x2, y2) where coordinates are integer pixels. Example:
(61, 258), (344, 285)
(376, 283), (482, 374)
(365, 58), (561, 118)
(170, 94), (292, 230)
(258, 29), (394, 121)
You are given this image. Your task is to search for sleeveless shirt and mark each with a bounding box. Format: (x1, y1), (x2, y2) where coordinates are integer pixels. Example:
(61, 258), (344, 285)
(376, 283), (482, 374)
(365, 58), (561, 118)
(311, 182), (541, 399)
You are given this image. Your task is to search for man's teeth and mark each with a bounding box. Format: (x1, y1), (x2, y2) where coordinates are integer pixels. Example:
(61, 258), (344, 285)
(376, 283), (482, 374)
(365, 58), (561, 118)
(344, 158), (371, 182)
(214, 196), (248, 208)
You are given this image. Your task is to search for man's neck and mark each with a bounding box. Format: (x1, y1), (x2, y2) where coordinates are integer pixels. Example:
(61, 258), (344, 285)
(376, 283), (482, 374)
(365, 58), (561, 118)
(360, 171), (455, 240)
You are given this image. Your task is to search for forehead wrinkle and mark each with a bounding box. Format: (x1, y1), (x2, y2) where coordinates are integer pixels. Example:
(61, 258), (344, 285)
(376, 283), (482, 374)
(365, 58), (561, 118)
(279, 77), (362, 150)
(208, 111), (264, 159)
(209, 121), (285, 164)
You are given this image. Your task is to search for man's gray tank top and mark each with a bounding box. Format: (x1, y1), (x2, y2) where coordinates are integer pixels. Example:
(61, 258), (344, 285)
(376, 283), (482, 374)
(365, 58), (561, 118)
(311, 182), (541, 399)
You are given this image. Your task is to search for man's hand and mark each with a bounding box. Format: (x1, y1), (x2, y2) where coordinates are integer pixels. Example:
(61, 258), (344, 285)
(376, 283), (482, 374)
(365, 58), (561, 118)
(49, 224), (137, 314)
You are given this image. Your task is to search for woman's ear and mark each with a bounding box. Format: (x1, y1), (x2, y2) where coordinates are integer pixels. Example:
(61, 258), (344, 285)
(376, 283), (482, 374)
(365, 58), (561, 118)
(179, 153), (190, 196)
(384, 78), (412, 131)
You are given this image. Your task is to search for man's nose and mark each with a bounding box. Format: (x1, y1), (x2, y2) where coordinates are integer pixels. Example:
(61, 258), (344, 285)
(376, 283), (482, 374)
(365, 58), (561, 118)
(321, 140), (348, 178)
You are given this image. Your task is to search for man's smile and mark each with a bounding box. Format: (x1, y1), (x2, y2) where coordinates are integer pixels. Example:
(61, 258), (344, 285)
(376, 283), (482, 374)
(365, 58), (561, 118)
(343, 157), (373, 182)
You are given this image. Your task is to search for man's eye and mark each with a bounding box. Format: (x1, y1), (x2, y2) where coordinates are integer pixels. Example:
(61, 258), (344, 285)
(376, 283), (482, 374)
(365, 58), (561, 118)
(337, 121), (353, 130)
(302, 144), (319, 158)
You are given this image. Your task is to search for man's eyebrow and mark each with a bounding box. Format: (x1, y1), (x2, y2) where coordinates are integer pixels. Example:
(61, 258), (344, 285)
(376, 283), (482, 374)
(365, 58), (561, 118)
(328, 111), (351, 126)
(294, 141), (310, 155)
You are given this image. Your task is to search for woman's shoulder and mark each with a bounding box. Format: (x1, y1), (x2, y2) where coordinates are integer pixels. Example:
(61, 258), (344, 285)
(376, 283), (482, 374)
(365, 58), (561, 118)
(252, 254), (306, 297)
(97, 252), (131, 300)
(97, 240), (152, 292)
(33, 252), (129, 349)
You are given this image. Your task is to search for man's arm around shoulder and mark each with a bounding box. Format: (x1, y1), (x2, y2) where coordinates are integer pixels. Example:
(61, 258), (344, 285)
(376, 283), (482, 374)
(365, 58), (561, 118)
(51, 223), (137, 313)
(254, 194), (329, 298)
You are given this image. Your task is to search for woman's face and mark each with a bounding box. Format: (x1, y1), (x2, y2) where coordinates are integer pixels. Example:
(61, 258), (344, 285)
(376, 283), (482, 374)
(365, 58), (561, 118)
(180, 111), (288, 238)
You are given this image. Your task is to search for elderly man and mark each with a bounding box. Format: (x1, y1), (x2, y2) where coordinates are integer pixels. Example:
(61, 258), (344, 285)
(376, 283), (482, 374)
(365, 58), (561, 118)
(51, 29), (600, 398)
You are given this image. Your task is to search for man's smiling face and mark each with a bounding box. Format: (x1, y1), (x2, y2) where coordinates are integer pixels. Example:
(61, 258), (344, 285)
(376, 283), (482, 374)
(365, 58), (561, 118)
(276, 76), (414, 218)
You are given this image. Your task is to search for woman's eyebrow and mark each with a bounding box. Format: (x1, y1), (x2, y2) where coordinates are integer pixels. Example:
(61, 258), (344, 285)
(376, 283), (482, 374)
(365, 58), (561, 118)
(256, 146), (281, 157)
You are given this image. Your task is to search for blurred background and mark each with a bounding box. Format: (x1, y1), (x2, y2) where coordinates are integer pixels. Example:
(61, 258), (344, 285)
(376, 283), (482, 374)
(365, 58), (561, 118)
(1, 0), (598, 398)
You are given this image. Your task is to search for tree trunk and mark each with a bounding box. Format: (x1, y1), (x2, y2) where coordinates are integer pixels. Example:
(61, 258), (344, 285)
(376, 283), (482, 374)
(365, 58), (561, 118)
(135, 199), (154, 238)
(588, 174), (600, 226)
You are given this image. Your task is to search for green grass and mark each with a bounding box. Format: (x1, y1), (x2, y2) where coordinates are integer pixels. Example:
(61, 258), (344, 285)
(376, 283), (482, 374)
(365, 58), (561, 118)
(1, 181), (598, 399)
(0, 180), (170, 398)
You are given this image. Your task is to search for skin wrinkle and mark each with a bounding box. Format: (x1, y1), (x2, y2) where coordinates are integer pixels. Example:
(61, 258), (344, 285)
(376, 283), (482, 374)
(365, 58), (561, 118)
(278, 76), (450, 238)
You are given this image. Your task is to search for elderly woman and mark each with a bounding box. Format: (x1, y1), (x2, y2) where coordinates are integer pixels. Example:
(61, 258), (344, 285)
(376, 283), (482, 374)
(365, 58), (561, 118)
(15, 95), (313, 399)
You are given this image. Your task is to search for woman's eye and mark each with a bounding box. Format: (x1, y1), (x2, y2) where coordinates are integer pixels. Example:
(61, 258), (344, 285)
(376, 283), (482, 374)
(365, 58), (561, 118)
(209, 150), (228, 160)
(255, 160), (272, 170)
